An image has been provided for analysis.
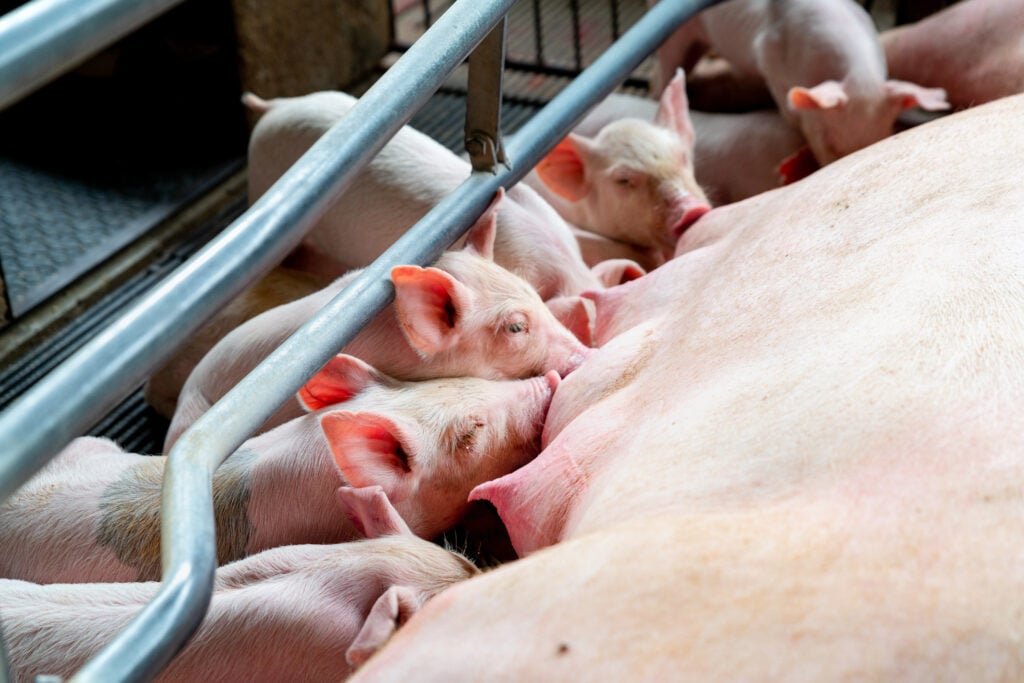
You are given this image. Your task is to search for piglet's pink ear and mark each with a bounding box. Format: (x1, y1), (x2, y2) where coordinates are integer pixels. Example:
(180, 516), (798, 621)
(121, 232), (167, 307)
(298, 354), (391, 412)
(461, 188), (502, 261)
(535, 134), (592, 202)
(545, 295), (594, 347)
(788, 81), (849, 110)
(336, 485), (413, 538)
(591, 258), (646, 287)
(885, 80), (950, 112)
(391, 265), (471, 356)
(346, 585), (422, 668)
(321, 411), (415, 502)
(654, 68), (695, 148)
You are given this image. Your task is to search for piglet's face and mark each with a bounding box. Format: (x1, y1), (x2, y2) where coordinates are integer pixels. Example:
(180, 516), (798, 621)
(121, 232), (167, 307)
(405, 251), (592, 380)
(315, 362), (561, 540)
(390, 189), (591, 381)
(535, 69), (711, 264)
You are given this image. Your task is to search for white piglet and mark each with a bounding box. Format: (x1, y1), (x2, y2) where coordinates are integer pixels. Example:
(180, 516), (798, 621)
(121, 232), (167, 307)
(0, 355), (558, 584)
(246, 90), (611, 300)
(0, 486), (478, 682)
(164, 193), (589, 450)
(652, 0), (949, 165)
(528, 69), (712, 268)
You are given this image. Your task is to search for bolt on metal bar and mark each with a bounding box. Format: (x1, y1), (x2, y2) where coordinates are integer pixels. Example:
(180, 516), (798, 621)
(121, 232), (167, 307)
(0, 0), (188, 112)
(465, 16), (509, 172)
(55, 1), (519, 681)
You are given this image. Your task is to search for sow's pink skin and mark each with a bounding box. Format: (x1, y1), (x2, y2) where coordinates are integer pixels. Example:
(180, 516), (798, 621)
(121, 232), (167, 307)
(164, 192), (588, 450)
(0, 355), (557, 583)
(245, 91), (614, 301)
(651, 0), (949, 166)
(527, 69), (711, 270)
(352, 96), (1024, 679)
(0, 487), (478, 682)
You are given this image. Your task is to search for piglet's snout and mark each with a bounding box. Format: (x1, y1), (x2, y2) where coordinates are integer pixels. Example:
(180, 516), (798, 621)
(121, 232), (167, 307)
(669, 196), (712, 238)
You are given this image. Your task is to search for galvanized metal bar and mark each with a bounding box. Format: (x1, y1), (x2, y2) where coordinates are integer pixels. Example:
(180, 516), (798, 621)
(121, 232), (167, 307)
(0, 0), (515, 509)
(465, 17), (509, 172)
(56, 1), (518, 681)
(0, 0), (188, 112)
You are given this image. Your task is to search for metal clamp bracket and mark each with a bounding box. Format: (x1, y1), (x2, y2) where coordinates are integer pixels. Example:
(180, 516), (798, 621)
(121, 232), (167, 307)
(465, 16), (509, 173)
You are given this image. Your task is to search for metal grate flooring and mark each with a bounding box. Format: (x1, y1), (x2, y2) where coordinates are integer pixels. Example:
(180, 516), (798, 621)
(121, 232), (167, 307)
(0, 190), (249, 454)
(0, 0), (247, 322)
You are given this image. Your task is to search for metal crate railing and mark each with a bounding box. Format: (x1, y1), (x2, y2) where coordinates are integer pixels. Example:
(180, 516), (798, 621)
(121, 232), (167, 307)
(0, 0), (723, 680)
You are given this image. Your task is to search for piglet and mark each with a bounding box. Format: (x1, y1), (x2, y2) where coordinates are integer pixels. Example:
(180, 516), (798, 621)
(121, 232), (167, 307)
(651, 0), (950, 166)
(527, 70), (711, 269)
(246, 90), (612, 300)
(0, 488), (478, 682)
(572, 87), (806, 208)
(0, 355), (558, 583)
(881, 0), (1024, 110)
(164, 192), (588, 450)
(144, 266), (326, 419)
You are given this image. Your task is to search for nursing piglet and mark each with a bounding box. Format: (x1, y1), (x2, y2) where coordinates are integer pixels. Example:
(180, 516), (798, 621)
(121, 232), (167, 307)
(164, 194), (588, 450)
(526, 70), (711, 269)
(0, 488), (478, 682)
(246, 90), (606, 300)
(0, 355), (558, 583)
(652, 0), (949, 165)
(572, 87), (806, 208)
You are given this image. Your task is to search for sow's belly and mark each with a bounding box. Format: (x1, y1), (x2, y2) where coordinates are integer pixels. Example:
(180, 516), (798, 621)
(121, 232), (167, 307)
(356, 95), (1024, 682)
